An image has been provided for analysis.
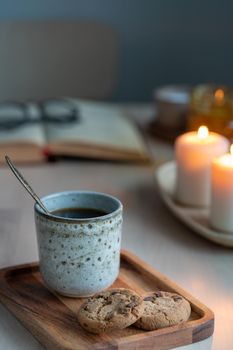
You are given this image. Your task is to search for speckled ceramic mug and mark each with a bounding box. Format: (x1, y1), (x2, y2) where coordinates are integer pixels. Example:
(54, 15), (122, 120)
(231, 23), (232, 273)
(35, 191), (123, 297)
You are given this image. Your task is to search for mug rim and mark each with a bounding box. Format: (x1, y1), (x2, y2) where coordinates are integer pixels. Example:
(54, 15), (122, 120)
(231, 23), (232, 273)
(34, 190), (123, 223)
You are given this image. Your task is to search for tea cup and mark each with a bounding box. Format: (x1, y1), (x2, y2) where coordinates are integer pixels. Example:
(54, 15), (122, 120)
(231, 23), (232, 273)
(35, 191), (123, 297)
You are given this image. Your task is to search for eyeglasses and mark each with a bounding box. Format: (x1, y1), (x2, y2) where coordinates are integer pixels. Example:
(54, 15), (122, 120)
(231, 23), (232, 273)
(0, 99), (79, 130)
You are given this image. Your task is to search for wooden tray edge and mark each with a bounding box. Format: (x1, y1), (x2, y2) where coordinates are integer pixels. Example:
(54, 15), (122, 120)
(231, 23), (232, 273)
(121, 250), (214, 316)
(0, 250), (215, 349)
(0, 250), (215, 322)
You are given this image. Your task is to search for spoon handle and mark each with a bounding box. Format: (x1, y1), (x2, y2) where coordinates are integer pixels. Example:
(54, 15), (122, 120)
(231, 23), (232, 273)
(5, 155), (50, 215)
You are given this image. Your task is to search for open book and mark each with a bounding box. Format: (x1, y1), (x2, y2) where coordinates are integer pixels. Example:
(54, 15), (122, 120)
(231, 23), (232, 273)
(0, 100), (149, 164)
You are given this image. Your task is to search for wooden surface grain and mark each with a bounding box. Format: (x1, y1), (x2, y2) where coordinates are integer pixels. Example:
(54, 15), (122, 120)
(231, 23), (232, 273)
(0, 251), (213, 350)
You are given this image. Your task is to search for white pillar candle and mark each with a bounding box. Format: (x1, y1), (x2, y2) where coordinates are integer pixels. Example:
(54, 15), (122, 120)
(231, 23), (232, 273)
(210, 146), (233, 232)
(175, 126), (229, 207)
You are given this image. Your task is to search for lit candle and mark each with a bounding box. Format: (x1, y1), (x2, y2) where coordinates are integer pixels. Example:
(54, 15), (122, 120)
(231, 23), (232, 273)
(210, 145), (233, 232)
(214, 88), (225, 106)
(175, 126), (229, 206)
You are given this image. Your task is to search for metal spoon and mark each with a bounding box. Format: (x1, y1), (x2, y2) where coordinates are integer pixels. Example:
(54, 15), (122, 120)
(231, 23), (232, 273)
(5, 155), (50, 215)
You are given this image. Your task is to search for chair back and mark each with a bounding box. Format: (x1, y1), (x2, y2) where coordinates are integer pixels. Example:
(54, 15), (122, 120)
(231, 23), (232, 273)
(0, 21), (119, 101)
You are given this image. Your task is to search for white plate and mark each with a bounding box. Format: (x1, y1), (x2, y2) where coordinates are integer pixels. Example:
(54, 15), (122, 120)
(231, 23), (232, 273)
(155, 161), (233, 247)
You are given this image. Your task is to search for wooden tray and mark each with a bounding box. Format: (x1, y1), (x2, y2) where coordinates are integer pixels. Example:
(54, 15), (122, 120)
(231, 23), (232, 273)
(0, 250), (214, 350)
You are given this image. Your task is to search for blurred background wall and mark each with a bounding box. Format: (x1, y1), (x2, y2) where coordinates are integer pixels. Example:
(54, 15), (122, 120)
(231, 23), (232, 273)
(0, 0), (232, 102)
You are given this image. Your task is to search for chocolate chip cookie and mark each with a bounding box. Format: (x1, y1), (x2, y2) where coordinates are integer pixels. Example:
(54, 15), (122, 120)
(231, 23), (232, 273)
(77, 288), (143, 333)
(135, 291), (191, 330)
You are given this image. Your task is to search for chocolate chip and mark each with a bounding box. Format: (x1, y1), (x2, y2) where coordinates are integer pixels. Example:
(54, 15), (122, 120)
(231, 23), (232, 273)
(173, 296), (182, 301)
(105, 312), (114, 321)
(118, 307), (128, 314)
(126, 302), (137, 308)
(96, 295), (104, 299)
(144, 296), (154, 302)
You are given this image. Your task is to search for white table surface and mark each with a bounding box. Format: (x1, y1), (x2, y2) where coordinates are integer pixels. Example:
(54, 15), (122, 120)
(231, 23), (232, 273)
(0, 105), (231, 350)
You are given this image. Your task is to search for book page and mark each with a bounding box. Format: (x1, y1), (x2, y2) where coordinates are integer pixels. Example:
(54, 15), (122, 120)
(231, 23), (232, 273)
(0, 124), (46, 145)
(45, 100), (147, 155)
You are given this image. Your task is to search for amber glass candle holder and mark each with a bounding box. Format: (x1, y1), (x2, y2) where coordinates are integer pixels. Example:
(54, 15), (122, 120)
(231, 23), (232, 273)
(188, 84), (233, 140)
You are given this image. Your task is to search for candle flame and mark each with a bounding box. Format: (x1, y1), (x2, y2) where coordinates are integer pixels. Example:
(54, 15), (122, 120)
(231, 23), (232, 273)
(230, 144), (233, 156)
(197, 126), (209, 140)
(215, 89), (224, 103)
(216, 145), (233, 167)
